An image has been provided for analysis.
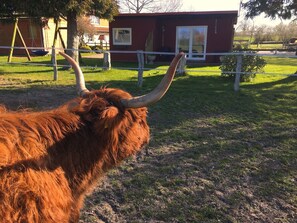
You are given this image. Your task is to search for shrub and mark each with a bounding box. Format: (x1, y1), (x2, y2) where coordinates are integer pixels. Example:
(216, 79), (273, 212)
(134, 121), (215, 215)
(79, 45), (92, 52)
(91, 45), (103, 51)
(220, 52), (266, 82)
(92, 45), (104, 53)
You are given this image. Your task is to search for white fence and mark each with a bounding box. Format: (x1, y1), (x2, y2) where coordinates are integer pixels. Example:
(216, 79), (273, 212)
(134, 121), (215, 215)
(0, 46), (297, 91)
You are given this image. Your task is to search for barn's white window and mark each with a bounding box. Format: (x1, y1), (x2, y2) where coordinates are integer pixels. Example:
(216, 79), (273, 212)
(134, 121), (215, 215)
(113, 28), (132, 45)
(176, 26), (207, 60)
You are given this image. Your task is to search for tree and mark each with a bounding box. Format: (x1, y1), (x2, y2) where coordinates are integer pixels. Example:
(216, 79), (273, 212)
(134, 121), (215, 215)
(0, 0), (119, 62)
(274, 22), (291, 44)
(242, 0), (297, 20)
(253, 25), (266, 43)
(236, 19), (255, 43)
(242, 0), (297, 54)
(118, 0), (182, 13)
(77, 16), (97, 46)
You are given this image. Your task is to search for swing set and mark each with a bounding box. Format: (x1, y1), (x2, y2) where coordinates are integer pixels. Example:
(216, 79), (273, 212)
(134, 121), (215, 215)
(7, 17), (66, 62)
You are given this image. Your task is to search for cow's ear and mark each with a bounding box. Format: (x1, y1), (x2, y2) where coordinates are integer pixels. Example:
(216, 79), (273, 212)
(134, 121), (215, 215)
(99, 106), (119, 127)
(82, 106), (119, 123)
(88, 105), (119, 131)
(101, 106), (119, 119)
(73, 96), (107, 122)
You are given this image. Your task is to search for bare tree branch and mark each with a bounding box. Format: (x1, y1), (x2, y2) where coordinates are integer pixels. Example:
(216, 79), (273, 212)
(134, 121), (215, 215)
(119, 0), (182, 13)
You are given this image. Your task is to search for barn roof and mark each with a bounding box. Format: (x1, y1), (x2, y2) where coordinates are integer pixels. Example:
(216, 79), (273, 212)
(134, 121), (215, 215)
(114, 11), (238, 25)
(115, 11), (238, 17)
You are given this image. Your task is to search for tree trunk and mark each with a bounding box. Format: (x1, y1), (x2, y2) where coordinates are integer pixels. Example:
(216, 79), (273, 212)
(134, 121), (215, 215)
(66, 11), (79, 63)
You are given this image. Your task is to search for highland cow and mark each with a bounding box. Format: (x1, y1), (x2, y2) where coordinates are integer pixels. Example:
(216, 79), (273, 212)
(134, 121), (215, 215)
(0, 52), (183, 223)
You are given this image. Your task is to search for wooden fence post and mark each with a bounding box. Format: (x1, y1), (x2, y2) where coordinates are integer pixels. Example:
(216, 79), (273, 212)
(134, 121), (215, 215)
(137, 50), (144, 87)
(234, 54), (242, 92)
(177, 53), (186, 75)
(52, 47), (58, 81)
(103, 52), (111, 71)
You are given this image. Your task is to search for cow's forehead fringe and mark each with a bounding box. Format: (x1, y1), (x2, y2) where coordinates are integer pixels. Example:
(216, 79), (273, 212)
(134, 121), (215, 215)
(87, 88), (132, 105)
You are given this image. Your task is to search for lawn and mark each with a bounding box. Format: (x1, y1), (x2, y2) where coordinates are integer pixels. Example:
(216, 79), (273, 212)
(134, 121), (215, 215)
(0, 54), (297, 222)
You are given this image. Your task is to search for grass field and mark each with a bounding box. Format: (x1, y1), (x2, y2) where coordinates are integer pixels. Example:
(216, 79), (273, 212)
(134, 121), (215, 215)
(0, 54), (297, 222)
(233, 35), (286, 50)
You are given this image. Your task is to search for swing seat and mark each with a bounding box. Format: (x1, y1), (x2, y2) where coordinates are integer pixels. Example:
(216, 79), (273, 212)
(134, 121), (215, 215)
(32, 50), (49, 56)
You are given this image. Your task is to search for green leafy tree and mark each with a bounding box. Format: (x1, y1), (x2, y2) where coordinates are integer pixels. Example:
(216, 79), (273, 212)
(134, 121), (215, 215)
(242, 0), (297, 54)
(242, 0), (297, 20)
(0, 0), (119, 62)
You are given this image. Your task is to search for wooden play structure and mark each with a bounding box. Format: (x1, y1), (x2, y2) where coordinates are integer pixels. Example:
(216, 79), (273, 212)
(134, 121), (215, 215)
(1, 17), (67, 62)
(7, 18), (31, 62)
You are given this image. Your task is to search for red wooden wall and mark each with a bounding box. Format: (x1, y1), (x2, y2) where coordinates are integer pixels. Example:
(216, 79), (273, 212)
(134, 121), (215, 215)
(109, 11), (237, 63)
(0, 18), (43, 55)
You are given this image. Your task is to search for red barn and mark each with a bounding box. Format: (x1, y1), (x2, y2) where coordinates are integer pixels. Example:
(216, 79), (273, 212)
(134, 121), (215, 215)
(109, 11), (238, 63)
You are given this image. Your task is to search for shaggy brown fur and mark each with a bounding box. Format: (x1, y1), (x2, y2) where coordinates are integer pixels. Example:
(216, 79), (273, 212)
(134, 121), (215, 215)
(0, 88), (149, 223)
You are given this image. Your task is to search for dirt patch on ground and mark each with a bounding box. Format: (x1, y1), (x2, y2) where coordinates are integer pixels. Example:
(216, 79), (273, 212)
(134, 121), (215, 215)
(0, 78), (75, 110)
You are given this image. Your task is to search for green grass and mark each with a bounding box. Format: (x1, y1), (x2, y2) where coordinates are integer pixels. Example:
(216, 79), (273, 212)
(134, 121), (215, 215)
(1, 54), (297, 222)
(249, 43), (285, 50)
(234, 35), (286, 50)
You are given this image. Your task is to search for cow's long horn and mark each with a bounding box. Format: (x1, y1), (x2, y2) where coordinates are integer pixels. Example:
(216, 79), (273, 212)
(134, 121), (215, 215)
(59, 52), (89, 96)
(121, 52), (184, 108)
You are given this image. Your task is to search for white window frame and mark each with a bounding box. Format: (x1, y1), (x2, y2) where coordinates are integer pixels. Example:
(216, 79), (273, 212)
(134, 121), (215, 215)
(112, 28), (132, 45)
(175, 26), (208, 60)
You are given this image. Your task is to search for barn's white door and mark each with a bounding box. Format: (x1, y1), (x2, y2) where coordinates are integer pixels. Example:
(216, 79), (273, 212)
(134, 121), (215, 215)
(176, 26), (207, 60)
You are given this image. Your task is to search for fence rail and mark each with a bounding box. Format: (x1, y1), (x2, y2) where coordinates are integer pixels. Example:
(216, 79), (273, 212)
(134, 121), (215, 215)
(0, 46), (296, 91)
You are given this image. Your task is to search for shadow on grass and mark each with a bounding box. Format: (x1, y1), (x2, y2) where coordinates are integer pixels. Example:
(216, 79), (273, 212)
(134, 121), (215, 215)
(1, 70), (297, 222)
(244, 75), (297, 90)
(81, 75), (297, 222)
(83, 113), (297, 222)
(2, 73), (295, 127)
